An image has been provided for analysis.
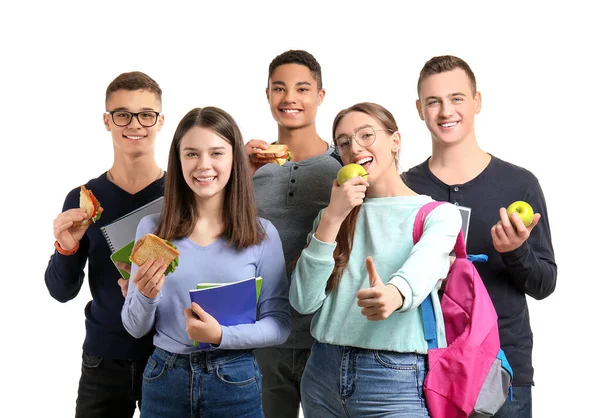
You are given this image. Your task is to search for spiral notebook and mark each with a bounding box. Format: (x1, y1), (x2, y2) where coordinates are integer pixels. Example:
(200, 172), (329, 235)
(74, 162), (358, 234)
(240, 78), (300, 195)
(100, 197), (164, 279)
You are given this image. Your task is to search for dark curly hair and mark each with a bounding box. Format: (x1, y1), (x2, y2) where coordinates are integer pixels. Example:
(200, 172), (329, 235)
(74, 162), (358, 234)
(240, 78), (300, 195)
(267, 50), (322, 90)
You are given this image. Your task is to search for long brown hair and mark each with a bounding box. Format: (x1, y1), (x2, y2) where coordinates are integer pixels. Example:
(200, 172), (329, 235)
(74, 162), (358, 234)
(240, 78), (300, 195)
(326, 102), (399, 292)
(155, 107), (265, 248)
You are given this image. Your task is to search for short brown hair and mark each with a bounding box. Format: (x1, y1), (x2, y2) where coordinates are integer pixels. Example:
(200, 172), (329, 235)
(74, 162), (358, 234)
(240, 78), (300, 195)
(417, 55), (477, 96)
(155, 107), (265, 248)
(105, 71), (162, 107)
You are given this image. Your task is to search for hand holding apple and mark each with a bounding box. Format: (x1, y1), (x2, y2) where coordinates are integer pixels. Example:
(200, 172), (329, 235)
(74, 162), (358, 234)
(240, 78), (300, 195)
(506, 200), (534, 227)
(337, 163), (368, 186)
(491, 202), (541, 253)
(327, 173), (369, 220)
(314, 174), (369, 244)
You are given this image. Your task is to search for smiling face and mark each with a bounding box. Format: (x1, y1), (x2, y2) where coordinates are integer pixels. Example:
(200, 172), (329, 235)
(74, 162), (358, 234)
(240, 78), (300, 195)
(266, 63), (324, 130)
(417, 68), (481, 146)
(333, 111), (400, 186)
(179, 126), (233, 204)
(104, 89), (163, 157)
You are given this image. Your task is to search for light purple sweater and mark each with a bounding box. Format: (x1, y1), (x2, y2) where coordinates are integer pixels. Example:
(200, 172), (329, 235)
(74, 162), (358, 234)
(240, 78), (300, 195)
(122, 214), (291, 354)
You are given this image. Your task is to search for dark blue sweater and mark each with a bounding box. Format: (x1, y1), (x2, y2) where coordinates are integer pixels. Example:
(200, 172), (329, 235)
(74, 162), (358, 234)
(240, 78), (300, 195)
(402, 155), (557, 386)
(45, 172), (164, 361)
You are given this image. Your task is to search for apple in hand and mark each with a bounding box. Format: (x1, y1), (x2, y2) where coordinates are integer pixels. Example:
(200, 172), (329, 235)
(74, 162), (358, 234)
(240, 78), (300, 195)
(507, 200), (534, 227)
(337, 163), (368, 186)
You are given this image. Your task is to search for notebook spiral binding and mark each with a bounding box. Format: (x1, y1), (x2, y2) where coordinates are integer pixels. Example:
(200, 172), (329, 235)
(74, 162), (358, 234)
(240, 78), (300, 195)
(99, 196), (164, 255)
(100, 227), (116, 253)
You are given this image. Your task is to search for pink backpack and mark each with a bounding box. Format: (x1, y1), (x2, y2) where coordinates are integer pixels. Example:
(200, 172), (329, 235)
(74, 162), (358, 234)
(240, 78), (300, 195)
(414, 202), (513, 418)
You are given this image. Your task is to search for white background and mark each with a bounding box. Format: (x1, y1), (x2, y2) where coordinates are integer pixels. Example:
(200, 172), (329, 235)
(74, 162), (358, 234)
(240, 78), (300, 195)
(2, 1), (597, 417)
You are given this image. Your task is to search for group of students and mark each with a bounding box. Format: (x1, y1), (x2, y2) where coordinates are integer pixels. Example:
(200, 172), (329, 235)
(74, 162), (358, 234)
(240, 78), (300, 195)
(45, 50), (556, 418)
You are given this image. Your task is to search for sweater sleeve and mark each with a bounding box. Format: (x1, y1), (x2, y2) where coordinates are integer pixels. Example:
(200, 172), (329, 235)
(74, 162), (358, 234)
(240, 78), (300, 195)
(389, 203), (462, 312)
(121, 215), (161, 339)
(500, 178), (557, 300)
(44, 189), (89, 303)
(217, 221), (291, 349)
(289, 211), (336, 315)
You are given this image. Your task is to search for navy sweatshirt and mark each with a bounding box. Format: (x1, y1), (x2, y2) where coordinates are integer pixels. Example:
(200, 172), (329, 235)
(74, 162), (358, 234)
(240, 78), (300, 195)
(45, 172), (165, 361)
(402, 155), (557, 386)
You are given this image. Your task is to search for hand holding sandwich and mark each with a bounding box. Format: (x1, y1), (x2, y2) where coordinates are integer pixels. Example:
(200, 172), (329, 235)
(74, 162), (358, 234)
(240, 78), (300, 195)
(53, 185), (105, 253)
(246, 139), (270, 175)
(53, 208), (91, 251)
(246, 139), (292, 175)
(131, 258), (167, 299)
(129, 233), (180, 297)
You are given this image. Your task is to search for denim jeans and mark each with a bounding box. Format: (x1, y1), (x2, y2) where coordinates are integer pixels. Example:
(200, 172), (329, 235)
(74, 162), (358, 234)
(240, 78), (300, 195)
(141, 347), (264, 418)
(492, 386), (532, 418)
(75, 352), (146, 418)
(301, 342), (430, 418)
(254, 347), (311, 418)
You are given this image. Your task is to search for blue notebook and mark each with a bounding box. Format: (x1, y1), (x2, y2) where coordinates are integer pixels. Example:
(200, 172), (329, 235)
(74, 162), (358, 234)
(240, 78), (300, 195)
(189, 277), (259, 348)
(196, 277), (262, 302)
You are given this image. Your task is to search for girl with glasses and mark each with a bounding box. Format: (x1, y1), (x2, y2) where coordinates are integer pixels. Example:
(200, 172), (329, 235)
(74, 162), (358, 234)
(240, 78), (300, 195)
(290, 102), (462, 417)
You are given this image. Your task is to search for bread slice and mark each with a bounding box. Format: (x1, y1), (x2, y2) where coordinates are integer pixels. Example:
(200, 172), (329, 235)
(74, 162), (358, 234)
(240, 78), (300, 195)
(254, 144), (288, 159)
(129, 233), (180, 269)
(253, 144), (290, 165)
(80, 186), (95, 219)
(74, 185), (103, 228)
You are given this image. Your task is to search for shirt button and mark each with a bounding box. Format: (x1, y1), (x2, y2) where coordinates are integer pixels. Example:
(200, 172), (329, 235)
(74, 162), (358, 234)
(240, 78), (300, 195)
(291, 179), (296, 183)
(454, 202), (460, 206)
(293, 166), (298, 170)
(289, 192), (294, 197)
(453, 186), (460, 191)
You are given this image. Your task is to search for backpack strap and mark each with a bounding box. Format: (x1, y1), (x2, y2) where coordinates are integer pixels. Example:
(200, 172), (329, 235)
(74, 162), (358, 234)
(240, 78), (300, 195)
(413, 201), (466, 349)
(413, 201), (467, 259)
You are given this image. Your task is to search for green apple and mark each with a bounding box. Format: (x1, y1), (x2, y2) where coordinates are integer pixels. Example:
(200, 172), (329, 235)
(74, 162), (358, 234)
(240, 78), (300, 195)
(337, 163), (368, 186)
(507, 200), (534, 227)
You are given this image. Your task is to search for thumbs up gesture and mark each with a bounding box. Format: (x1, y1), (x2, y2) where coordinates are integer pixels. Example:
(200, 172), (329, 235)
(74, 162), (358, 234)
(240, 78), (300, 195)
(356, 256), (404, 321)
(184, 302), (223, 345)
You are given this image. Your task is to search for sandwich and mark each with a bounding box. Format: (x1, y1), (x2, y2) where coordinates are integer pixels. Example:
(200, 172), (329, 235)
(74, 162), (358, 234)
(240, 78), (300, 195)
(74, 185), (103, 228)
(253, 144), (292, 166)
(129, 233), (180, 276)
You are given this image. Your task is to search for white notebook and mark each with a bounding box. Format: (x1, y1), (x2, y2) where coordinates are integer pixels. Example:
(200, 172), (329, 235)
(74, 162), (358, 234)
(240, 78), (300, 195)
(100, 196), (164, 253)
(457, 205), (472, 246)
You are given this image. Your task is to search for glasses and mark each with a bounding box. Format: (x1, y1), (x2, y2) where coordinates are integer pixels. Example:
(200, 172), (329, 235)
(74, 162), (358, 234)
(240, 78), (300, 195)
(107, 110), (161, 127)
(334, 126), (393, 155)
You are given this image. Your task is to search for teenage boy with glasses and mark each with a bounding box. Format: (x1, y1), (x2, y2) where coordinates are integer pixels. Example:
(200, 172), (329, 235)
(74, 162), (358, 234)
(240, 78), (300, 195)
(106, 110), (161, 128)
(45, 71), (166, 418)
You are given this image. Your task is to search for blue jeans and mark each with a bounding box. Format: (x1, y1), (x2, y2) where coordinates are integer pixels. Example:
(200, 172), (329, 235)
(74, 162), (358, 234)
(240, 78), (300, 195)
(75, 352), (146, 418)
(301, 342), (430, 418)
(141, 347), (264, 418)
(493, 386), (532, 418)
